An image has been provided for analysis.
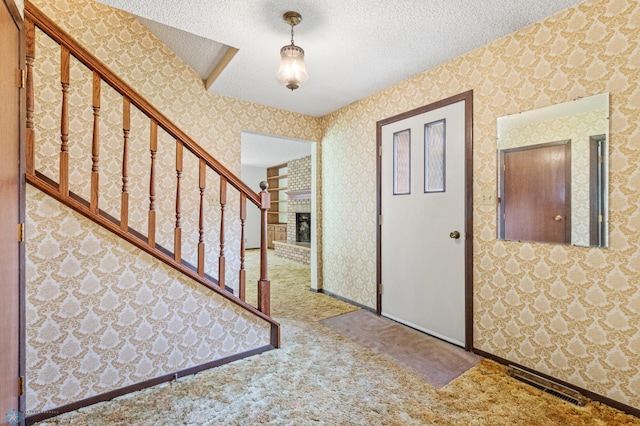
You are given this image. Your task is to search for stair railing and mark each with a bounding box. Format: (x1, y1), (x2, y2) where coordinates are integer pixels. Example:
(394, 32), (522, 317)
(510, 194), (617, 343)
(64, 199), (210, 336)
(24, 0), (278, 346)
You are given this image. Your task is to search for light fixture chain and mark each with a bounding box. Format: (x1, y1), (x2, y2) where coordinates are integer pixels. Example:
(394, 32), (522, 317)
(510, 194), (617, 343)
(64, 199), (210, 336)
(290, 24), (295, 46)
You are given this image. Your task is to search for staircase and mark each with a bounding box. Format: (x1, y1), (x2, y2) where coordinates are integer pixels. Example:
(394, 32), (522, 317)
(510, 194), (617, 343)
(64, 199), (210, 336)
(24, 0), (279, 419)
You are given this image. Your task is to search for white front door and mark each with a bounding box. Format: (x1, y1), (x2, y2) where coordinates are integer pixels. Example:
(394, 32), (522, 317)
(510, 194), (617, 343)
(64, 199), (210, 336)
(380, 97), (469, 347)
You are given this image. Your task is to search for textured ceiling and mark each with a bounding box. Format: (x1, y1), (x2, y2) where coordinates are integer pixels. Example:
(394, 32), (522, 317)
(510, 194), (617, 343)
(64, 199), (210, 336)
(98, 0), (584, 117)
(135, 15), (229, 79)
(241, 132), (312, 168)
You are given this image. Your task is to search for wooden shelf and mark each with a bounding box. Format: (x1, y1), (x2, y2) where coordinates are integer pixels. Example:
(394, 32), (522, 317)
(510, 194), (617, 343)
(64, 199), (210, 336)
(267, 164), (288, 226)
(267, 174), (288, 180)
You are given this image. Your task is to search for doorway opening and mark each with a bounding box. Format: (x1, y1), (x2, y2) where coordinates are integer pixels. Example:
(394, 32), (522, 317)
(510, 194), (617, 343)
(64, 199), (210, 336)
(240, 131), (319, 292)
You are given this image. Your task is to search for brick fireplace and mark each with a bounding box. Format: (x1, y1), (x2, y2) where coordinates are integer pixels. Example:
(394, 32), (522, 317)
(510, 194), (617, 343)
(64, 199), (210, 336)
(274, 156), (311, 264)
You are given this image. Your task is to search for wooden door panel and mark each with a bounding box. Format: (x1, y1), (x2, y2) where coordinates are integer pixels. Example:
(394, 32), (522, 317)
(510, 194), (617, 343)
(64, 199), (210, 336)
(0, 0), (21, 423)
(502, 141), (571, 244)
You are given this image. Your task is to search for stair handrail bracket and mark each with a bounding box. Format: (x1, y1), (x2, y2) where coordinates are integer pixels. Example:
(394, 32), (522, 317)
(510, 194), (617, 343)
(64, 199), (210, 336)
(24, 0), (279, 347)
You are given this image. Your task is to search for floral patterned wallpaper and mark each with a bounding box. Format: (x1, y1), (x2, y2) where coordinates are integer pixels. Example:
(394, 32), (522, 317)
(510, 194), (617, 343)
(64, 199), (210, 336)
(26, 0), (322, 412)
(23, 0), (640, 414)
(321, 0), (640, 409)
(26, 186), (271, 411)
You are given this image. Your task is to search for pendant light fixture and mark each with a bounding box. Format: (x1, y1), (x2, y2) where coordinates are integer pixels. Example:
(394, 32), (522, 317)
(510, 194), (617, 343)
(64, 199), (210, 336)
(276, 11), (308, 91)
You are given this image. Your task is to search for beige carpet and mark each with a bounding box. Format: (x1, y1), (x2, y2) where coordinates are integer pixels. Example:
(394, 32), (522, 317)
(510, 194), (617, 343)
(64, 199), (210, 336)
(36, 250), (640, 425)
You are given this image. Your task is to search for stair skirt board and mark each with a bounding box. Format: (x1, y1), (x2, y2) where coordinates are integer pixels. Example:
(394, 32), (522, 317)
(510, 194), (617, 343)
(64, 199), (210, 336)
(25, 344), (276, 425)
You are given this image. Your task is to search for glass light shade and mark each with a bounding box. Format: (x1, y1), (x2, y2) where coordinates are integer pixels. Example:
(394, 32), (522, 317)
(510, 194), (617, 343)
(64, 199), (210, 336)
(276, 44), (308, 90)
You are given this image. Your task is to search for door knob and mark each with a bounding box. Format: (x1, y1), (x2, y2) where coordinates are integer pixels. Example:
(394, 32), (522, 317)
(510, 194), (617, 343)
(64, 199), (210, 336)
(449, 231), (461, 239)
(554, 215), (563, 222)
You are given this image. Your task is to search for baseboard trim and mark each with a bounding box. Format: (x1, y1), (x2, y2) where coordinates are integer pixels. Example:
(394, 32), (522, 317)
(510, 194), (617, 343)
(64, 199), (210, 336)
(473, 349), (640, 419)
(25, 345), (275, 425)
(313, 288), (376, 313)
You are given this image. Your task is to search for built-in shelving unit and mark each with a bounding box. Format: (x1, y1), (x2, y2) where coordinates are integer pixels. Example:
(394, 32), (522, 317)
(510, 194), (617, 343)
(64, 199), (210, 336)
(266, 163), (288, 248)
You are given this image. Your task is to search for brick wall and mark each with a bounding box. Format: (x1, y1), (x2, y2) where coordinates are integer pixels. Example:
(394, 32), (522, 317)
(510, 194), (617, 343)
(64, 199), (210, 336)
(274, 241), (311, 265)
(275, 155), (312, 264)
(288, 156), (311, 191)
(287, 156), (311, 243)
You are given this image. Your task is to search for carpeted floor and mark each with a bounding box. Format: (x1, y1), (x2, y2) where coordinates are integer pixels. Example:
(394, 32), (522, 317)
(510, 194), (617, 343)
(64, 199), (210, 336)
(37, 250), (640, 425)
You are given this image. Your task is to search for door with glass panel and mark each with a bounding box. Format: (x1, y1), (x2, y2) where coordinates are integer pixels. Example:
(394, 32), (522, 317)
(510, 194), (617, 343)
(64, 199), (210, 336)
(379, 93), (471, 347)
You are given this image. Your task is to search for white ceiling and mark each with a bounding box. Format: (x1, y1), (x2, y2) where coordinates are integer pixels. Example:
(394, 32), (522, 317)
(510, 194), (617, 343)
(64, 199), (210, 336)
(98, 0), (584, 117)
(135, 15), (229, 79)
(241, 132), (312, 168)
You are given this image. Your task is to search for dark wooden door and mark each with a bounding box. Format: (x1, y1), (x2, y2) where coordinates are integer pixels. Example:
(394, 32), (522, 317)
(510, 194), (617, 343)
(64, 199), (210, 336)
(501, 141), (571, 244)
(0, 0), (22, 423)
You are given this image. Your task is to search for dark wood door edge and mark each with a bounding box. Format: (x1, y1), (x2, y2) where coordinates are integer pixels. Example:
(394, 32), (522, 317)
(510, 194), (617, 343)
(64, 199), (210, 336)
(473, 348), (640, 419)
(4, 0), (22, 24)
(3, 0), (28, 423)
(25, 344), (276, 425)
(375, 90), (474, 351)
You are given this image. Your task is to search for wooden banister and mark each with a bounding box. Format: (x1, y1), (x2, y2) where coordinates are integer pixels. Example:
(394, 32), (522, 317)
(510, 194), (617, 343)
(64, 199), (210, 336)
(24, 1), (261, 207)
(25, 18), (35, 176)
(24, 0), (278, 346)
(27, 171), (278, 328)
(121, 98), (130, 232)
(174, 140), (183, 262)
(59, 45), (69, 197)
(90, 71), (100, 214)
(219, 177), (227, 289)
(239, 193), (247, 301)
(148, 120), (158, 248)
(258, 182), (271, 316)
(198, 159), (206, 277)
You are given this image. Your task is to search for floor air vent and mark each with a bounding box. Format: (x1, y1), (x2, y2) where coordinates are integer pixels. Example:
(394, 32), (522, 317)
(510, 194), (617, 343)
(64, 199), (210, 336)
(508, 365), (587, 406)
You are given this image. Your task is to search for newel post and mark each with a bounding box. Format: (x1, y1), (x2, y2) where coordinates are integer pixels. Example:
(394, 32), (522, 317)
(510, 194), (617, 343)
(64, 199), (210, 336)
(258, 181), (271, 316)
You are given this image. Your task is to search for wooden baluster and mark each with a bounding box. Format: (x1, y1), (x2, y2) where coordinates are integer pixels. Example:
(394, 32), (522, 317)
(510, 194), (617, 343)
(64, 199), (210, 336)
(218, 177), (227, 289)
(238, 193), (247, 301)
(197, 159), (206, 276)
(258, 181), (271, 315)
(59, 46), (70, 196)
(148, 119), (157, 247)
(90, 71), (100, 213)
(174, 140), (183, 262)
(121, 98), (130, 231)
(25, 18), (35, 176)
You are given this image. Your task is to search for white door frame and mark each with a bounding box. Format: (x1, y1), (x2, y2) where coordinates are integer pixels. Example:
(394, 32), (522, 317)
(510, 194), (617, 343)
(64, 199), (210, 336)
(375, 91), (474, 350)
